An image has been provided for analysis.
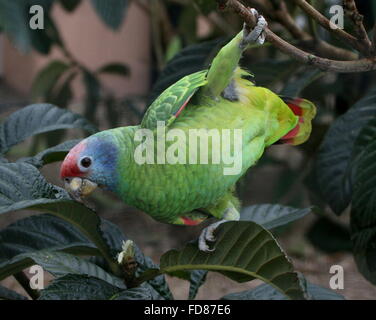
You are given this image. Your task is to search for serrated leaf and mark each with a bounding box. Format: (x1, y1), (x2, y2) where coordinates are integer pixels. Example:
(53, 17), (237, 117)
(0, 104), (97, 154)
(221, 281), (345, 300)
(138, 221), (306, 300)
(31, 61), (70, 100)
(315, 91), (376, 215)
(240, 204), (312, 229)
(0, 162), (119, 275)
(0, 285), (27, 300)
(90, 0), (128, 30)
(18, 139), (80, 168)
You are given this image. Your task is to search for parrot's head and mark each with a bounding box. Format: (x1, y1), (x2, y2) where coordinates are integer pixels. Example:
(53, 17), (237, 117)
(60, 134), (119, 201)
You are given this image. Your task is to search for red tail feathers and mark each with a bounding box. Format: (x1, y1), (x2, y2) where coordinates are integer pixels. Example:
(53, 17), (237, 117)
(278, 97), (316, 146)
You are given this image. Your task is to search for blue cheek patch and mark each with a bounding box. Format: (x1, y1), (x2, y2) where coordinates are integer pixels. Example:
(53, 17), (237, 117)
(85, 136), (119, 191)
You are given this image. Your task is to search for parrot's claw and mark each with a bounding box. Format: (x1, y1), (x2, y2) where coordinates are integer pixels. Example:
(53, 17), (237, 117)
(240, 8), (268, 48)
(198, 220), (227, 253)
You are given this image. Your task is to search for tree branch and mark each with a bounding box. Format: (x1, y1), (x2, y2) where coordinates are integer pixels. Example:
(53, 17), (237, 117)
(223, 0), (376, 72)
(244, 0), (357, 60)
(292, 0), (372, 56)
(343, 0), (373, 54)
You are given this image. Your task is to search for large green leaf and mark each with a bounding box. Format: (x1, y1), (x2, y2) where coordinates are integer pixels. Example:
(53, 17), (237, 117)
(18, 139), (80, 168)
(39, 274), (161, 300)
(138, 221), (306, 300)
(350, 117), (376, 284)
(240, 204), (312, 229)
(90, 0), (128, 30)
(0, 285), (27, 300)
(2, 250), (125, 288)
(0, 104), (97, 154)
(0, 162), (119, 274)
(39, 274), (121, 300)
(315, 91), (376, 215)
(0, 214), (98, 267)
(221, 281), (345, 300)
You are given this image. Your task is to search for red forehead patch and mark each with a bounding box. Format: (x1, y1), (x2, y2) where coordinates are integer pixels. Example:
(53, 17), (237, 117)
(60, 141), (86, 179)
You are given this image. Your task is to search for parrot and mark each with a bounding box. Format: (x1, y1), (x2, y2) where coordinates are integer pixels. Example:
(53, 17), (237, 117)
(60, 9), (316, 252)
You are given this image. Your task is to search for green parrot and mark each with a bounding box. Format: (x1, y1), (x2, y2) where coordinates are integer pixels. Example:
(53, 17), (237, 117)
(61, 10), (316, 251)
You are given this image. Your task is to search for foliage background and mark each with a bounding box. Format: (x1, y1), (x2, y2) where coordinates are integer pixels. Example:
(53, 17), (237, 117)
(0, 0), (376, 299)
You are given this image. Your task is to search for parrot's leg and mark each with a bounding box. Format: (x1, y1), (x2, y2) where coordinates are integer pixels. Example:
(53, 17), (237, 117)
(198, 202), (240, 252)
(201, 8), (267, 99)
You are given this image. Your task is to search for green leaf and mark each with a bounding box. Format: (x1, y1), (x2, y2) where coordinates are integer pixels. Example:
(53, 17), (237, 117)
(281, 68), (324, 97)
(315, 91), (376, 215)
(48, 71), (77, 108)
(111, 285), (164, 300)
(249, 60), (298, 88)
(306, 217), (352, 253)
(193, 0), (217, 15)
(5, 250), (124, 288)
(350, 116), (376, 284)
(0, 214), (98, 266)
(188, 270), (207, 300)
(0, 0), (31, 52)
(0, 104), (97, 154)
(18, 139), (80, 168)
(0, 285), (27, 300)
(31, 61), (70, 100)
(97, 63), (130, 77)
(0, 162), (119, 275)
(148, 38), (228, 105)
(59, 0), (81, 12)
(97, 218), (173, 300)
(90, 0), (128, 30)
(221, 281), (345, 300)
(240, 204), (312, 229)
(139, 221), (306, 300)
(39, 274), (162, 300)
(39, 274), (121, 300)
(83, 70), (101, 123)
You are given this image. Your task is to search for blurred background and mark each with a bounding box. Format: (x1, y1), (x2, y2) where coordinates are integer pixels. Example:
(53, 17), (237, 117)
(1, 0), (376, 299)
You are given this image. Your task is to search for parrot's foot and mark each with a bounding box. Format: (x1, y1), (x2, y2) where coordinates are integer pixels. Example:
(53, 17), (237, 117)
(198, 220), (227, 253)
(240, 8), (268, 48)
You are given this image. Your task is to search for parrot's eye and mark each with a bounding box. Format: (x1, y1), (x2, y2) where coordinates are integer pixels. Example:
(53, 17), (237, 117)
(78, 156), (92, 171)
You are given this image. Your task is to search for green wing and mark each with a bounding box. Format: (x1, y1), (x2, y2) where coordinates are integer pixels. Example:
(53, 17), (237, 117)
(141, 70), (208, 129)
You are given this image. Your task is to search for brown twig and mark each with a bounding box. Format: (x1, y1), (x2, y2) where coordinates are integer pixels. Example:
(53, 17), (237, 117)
(292, 0), (372, 56)
(244, 0), (357, 60)
(224, 0), (376, 72)
(343, 0), (373, 53)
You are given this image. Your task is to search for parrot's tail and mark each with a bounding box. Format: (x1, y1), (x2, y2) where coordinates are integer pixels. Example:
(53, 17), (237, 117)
(278, 97), (316, 145)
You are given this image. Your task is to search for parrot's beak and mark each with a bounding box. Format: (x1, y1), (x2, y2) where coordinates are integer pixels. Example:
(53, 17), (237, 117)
(64, 177), (98, 201)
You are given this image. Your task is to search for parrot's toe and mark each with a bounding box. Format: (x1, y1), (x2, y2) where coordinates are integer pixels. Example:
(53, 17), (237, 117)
(198, 220), (227, 253)
(241, 8), (268, 47)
